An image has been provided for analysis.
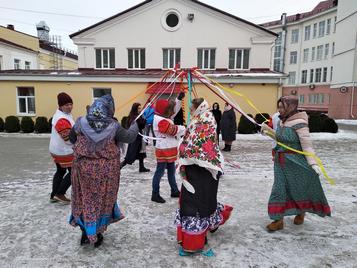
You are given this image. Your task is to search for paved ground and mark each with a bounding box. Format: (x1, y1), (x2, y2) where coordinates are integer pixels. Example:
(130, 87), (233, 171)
(0, 131), (357, 268)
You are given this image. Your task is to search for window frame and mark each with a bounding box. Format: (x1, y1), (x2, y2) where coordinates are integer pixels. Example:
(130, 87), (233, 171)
(162, 48), (181, 70)
(316, 45), (323, 61)
(25, 61), (31, 70)
(128, 48), (146, 70)
(92, 88), (112, 102)
(324, 44), (330, 59)
(310, 69), (314, 83)
(197, 48), (216, 70)
(304, 25), (311, 41)
(228, 48), (250, 70)
(14, 59), (20, 70)
(291, 29), (299, 44)
(318, 21), (325, 38)
(311, 47), (316, 61)
(322, 67), (328, 82)
(290, 51), (298, 64)
(313, 23), (317, 38)
(288, 71), (296, 85)
(16, 87), (36, 116)
(303, 48), (309, 63)
(315, 68), (322, 83)
(301, 70), (308, 84)
(95, 48), (115, 69)
(326, 18), (331, 35)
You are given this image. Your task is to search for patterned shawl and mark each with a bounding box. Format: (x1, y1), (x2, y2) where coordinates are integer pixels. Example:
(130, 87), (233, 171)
(86, 94), (115, 133)
(178, 100), (224, 178)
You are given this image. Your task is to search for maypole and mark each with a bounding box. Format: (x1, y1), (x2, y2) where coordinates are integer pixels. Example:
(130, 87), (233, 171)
(187, 69), (193, 125)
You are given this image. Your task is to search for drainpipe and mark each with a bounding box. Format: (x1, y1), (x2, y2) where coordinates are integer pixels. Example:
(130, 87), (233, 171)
(280, 13), (287, 73)
(351, 82), (355, 118)
(351, 31), (357, 118)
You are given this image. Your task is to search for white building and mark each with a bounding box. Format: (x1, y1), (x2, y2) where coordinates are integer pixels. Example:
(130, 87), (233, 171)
(261, 0), (338, 114)
(71, 0), (277, 72)
(0, 25), (39, 71)
(329, 0), (357, 118)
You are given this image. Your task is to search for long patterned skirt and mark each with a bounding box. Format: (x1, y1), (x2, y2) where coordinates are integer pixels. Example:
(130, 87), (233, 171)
(268, 151), (331, 220)
(175, 165), (233, 253)
(69, 156), (124, 243)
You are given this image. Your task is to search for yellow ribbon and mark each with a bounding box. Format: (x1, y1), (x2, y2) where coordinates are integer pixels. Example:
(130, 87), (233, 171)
(264, 130), (335, 185)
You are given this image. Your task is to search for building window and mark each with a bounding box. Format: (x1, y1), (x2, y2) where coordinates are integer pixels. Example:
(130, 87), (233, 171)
(323, 67), (328, 82)
(303, 48), (309, 63)
(301, 70), (308, 84)
(197, 48), (216, 70)
(319, 93), (325, 104)
(25, 61), (31, 70)
(93, 88), (112, 101)
(332, 42), (335, 55)
(313, 23), (317, 38)
(128, 48), (145, 69)
(14, 59), (20, 69)
(95, 48), (115, 69)
(163, 48), (181, 69)
(330, 66), (333, 81)
(288, 71), (296, 85)
(324, 44), (329, 59)
(311, 47), (316, 61)
(304, 25), (311, 41)
(299, 94), (305, 104)
(333, 16), (337, 33)
(310, 69), (314, 83)
(318, 21), (325, 37)
(291, 29), (299, 43)
(0, 56), (3, 70)
(17, 87), (35, 115)
(316, 45), (323, 61)
(273, 32), (283, 72)
(229, 48), (250, 69)
(315, 68), (322, 83)
(326, 18), (331, 35)
(289, 51), (298, 64)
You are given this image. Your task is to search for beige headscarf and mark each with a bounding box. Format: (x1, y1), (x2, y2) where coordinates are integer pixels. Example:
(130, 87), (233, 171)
(278, 96), (299, 123)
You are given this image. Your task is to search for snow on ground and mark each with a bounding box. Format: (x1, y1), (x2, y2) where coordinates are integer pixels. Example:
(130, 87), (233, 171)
(0, 130), (357, 268)
(336, 119), (357, 126)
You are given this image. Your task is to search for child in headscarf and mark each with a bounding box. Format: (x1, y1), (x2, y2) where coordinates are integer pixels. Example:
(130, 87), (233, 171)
(69, 94), (138, 247)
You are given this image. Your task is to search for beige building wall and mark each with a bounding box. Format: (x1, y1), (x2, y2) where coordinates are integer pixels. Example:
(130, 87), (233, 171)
(0, 26), (39, 51)
(0, 80), (279, 122)
(38, 51), (78, 70)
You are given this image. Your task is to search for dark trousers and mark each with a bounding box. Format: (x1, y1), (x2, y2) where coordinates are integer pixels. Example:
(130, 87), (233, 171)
(51, 163), (71, 198)
(152, 162), (178, 194)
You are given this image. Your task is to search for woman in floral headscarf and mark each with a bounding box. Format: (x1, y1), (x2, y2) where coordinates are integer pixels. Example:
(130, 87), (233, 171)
(262, 96), (331, 232)
(69, 95), (138, 247)
(175, 98), (233, 254)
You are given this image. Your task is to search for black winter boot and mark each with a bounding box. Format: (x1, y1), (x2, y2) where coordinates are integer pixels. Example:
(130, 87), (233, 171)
(80, 229), (89, 245)
(120, 160), (127, 170)
(151, 192), (166, 203)
(171, 190), (180, 198)
(139, 158), (150, 173)
(222, 144), (231, 152)
(94, 233), (104, 248)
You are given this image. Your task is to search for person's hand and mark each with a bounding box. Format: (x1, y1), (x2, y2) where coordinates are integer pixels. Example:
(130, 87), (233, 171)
(177, 92), (185, 100)
(311, 164), (322, 176)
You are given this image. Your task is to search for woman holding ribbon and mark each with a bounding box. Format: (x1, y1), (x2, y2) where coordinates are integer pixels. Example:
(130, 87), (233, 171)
(175, 98), (233, 254)
(262, 96), (331, 232)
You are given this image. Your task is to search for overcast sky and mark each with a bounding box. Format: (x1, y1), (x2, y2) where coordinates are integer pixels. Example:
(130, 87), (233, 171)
(0, 0), (323, 51)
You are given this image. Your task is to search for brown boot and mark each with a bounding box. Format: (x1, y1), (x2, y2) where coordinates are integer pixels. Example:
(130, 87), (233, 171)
(294, 213), (305, 225)
(266, 219), (284, 232)
(53, 194), (71, 204)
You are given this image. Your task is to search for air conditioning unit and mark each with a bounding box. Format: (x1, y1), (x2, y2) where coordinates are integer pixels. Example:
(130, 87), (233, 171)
(309, 84), (315, 90)
(291, 90), (297, 95)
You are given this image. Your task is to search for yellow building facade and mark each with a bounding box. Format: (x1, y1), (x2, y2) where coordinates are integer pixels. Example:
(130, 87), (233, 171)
(0, 72), (281, 123)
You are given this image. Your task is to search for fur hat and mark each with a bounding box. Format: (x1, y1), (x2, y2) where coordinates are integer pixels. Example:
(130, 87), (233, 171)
(57, 92), (73, 106)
